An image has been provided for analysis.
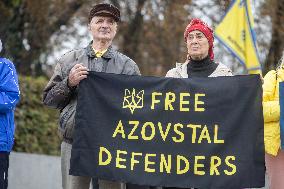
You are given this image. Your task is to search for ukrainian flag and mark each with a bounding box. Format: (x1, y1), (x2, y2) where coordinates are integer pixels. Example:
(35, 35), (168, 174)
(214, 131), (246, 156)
(215, 0), (262, 74)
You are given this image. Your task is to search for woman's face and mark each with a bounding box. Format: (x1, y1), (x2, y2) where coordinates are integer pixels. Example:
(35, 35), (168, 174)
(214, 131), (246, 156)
(186, 30), (209, 60)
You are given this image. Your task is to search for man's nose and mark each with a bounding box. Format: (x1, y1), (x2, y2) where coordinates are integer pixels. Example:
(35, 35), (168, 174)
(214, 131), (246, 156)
(101, 21), (110, 27)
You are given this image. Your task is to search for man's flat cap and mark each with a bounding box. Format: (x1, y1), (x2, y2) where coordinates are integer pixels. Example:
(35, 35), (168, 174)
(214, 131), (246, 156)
(89, 3), (120, 22)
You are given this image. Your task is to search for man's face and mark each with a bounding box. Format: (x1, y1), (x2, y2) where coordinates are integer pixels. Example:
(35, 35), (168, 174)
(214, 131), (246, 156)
(186, 30), (209, 60)
(89, 16), (117, 41)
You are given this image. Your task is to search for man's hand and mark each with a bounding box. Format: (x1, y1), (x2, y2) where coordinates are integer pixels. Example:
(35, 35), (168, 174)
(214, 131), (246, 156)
(68, 64), (89, 87)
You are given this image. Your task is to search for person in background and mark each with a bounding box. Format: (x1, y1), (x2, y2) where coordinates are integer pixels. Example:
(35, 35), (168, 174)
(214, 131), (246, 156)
(0, 38), (20, 189)
(263, 51), (284, 189)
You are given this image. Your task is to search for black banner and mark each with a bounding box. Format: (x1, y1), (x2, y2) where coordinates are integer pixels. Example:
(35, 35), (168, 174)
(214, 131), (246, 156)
(70, 72), (265, 189)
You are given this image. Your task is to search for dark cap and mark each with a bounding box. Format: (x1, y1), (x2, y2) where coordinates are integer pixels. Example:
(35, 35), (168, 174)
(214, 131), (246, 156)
(89, 3), (120, 23)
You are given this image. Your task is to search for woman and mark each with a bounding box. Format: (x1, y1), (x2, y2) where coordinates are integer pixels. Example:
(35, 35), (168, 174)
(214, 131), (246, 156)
(166, 18), (232, 79)
(165, 18), (232, 189)
(263, 52), (284, 189)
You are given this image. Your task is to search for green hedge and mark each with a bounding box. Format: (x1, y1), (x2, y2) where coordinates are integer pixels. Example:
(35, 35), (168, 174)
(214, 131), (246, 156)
(13, 76), (60, 155)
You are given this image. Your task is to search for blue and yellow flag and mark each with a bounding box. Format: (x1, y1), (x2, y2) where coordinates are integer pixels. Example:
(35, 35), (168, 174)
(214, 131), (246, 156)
(215, 0), (261, 74)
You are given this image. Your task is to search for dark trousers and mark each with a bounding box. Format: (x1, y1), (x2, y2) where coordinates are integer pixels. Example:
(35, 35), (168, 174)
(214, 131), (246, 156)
(163, 187), (198, 189)
(0, 152), (9, 189)
(92, 179), (98, 189)
(127, 184), (158, 189)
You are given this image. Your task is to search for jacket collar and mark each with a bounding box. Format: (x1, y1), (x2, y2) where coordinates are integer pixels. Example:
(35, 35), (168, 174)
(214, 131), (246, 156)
(86, 42), (115, 59)
(175, 60), (231, 78)
(179, 60), (189, 78)
(178, 58), (213, 78)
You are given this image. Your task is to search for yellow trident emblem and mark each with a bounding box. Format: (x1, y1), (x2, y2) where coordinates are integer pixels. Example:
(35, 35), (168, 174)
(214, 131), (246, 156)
(122, 88), (144, 114)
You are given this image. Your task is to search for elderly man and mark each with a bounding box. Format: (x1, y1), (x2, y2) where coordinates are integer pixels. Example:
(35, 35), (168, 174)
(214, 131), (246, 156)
(43, 3), (140, 189)
(166, 18), (232, 78)
(0, 39), (20, 189)
(165, 18), (232, 189)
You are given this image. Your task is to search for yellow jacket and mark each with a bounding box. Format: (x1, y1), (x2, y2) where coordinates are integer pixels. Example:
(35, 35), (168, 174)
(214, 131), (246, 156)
(263, 69), (284, 156)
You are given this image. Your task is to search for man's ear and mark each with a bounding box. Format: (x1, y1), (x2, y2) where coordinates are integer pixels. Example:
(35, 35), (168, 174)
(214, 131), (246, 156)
(88, 23), (91, 31)
(114, 23), (118, 32)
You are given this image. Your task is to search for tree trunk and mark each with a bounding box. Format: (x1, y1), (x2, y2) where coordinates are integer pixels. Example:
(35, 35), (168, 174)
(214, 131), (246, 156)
(122, 0), (146, 61)
(0, 0), (84, 76)
(263, 0), (284, 74)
